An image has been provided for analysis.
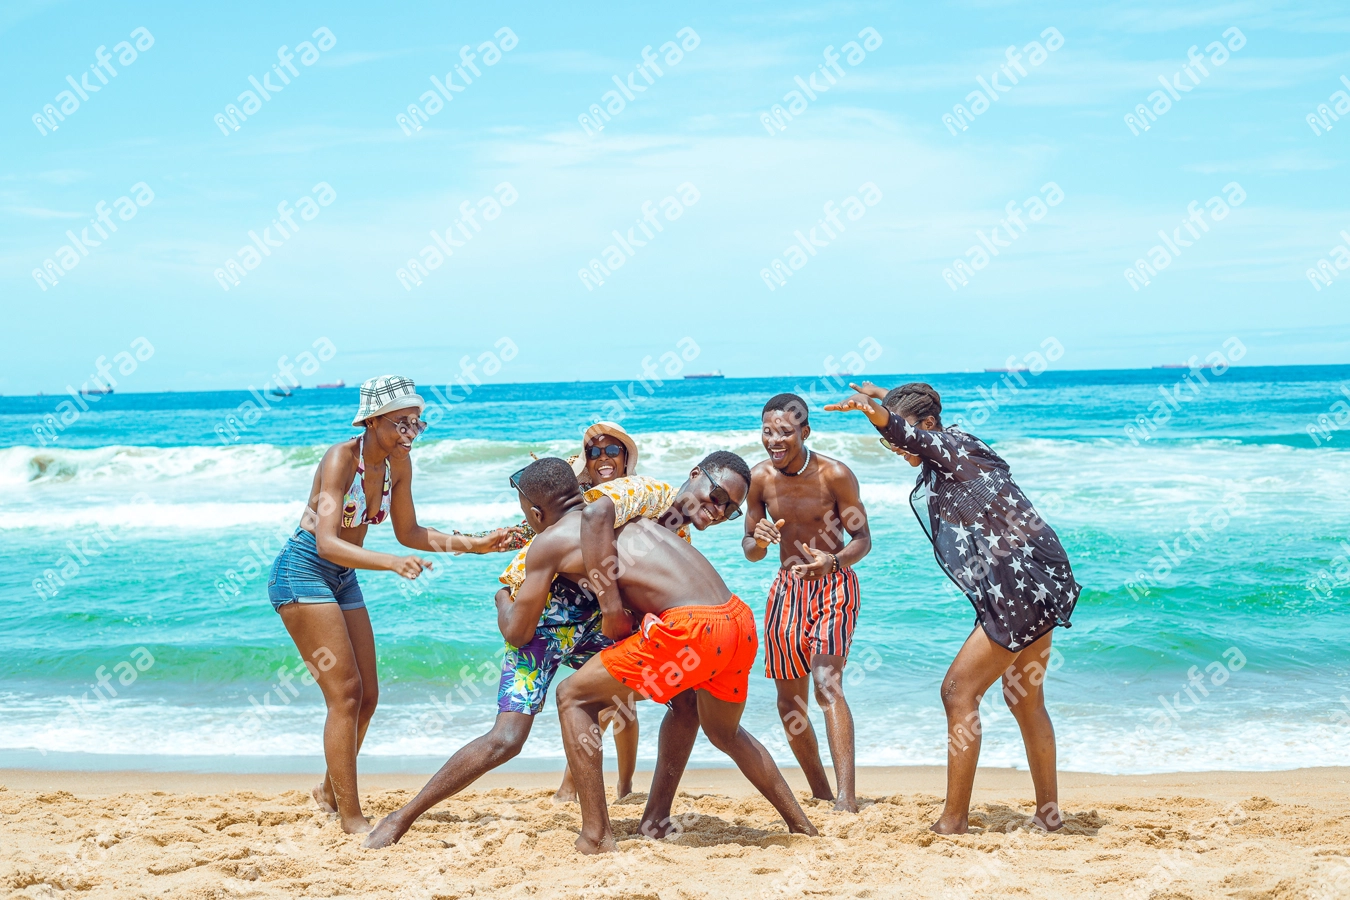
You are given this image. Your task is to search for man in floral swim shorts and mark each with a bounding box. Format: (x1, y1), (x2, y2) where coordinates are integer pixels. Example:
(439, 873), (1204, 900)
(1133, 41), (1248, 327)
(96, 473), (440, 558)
(364, 452), (752, 849)
(495, 458), (817, 854)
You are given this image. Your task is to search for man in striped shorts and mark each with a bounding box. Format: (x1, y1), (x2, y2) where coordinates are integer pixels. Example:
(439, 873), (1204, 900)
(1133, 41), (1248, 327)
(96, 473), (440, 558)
(743, 393), (871, 812)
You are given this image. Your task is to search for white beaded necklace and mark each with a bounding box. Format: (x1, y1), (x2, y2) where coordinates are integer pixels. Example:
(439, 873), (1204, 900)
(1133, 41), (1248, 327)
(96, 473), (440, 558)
(786, 447), (811, 476)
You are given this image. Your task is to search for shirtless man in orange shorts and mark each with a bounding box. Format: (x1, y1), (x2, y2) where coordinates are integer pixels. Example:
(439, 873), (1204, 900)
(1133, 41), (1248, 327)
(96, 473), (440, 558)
(743, 393), (871, 812)
(500, 457), (817, 854)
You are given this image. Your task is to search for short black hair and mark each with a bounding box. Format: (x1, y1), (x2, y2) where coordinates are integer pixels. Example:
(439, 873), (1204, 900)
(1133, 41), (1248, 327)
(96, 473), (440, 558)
(762, 392), (809, 427)
(698, 450), (751, 489)
(516, 457), (580, 507)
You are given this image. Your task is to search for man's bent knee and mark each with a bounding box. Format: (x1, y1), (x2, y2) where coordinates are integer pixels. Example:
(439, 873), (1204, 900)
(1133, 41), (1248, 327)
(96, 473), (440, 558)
(486, 720), (531, 760)
(703, 723), (739, 753)
(556, 677), (584, 709)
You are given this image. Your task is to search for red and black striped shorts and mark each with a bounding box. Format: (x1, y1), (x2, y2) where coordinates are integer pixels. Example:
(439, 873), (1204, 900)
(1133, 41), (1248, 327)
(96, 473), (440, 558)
(763, 566), (861, 680)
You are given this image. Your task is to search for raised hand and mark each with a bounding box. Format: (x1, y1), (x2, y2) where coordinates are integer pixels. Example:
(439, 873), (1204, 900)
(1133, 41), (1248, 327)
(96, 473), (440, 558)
(854, 380), (888, 400)
(790, 546), (834, 580)
(754, 517), (785, 549)
(824, 385), (890, 427)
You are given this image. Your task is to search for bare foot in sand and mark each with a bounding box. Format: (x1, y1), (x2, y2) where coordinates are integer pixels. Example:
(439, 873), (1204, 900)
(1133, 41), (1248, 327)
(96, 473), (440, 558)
(616, 780), (634, 801)
(639, 815), (680, 839)
(575, 832), (618, 854)
(930, 815), (969, 834)
(553, 767), (579, 804)
(340, 814), (373, 835)
(362, 812), (409, 848)
(312, 782), (338, 816)
(833, 796), (858, 814)
(1030, 803), (1064, 832)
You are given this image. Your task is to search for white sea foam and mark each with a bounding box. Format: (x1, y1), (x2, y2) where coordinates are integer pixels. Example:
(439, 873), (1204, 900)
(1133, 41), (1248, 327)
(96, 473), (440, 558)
(6, 690), (1346, 774)
(6, 434), (1350, 533)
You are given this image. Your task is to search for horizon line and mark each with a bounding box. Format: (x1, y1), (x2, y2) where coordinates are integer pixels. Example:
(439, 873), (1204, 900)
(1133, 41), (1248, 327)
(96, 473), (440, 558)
(6, 361), (1350, 399)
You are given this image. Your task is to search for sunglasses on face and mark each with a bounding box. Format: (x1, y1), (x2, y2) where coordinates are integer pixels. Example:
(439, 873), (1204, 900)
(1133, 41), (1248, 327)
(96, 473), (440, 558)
(509, 464), (535, 506)
(383, 415), (428, 437)
(509, 465), (528, 492)
(703, 470), (743, 521)
(587, 444), (625, 460)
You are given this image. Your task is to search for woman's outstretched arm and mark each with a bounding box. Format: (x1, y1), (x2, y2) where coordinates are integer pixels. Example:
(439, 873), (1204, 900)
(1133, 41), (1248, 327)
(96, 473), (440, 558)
(387, 456), (515, 554)
(824, 384), (964, 470)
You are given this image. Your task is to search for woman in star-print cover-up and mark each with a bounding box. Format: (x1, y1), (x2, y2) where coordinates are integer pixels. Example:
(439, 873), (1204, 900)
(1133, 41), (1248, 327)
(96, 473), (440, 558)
(826, 380), (1079, 836)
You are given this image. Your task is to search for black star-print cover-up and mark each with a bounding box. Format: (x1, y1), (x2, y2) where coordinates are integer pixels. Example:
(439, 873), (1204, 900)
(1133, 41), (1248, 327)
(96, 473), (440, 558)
(876, 416), (1080, 651)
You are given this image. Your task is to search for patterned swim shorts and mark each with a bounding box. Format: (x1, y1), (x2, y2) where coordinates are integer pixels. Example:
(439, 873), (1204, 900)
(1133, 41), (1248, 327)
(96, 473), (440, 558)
(496, 611), (611, 715)
(763, 566), (861, 680)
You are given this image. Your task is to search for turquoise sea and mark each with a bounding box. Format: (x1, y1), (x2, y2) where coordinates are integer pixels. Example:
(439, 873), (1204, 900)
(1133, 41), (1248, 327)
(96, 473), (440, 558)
(2, 366), (1348, 774)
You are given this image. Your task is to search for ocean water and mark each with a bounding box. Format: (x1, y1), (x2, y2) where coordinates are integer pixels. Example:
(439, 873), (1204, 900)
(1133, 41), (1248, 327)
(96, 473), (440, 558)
(2, 367), (1348, 776)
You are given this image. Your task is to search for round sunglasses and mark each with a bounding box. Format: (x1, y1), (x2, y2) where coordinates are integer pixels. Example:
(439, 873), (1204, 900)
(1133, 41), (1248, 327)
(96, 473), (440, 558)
(382, 414), (428, 438)
(587, 444), (625, 459)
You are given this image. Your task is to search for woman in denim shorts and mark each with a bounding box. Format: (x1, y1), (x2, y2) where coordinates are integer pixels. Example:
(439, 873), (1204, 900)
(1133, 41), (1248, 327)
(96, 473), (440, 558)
(269, 375), (512, 834)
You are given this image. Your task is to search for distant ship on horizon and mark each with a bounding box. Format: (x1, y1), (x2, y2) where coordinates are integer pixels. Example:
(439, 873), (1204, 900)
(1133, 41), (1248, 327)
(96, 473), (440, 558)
(314, 379), (346, 389)
(684, 370), (724, 379)
(80, 387), (114, 396)
(1154, 363), (1217, 370)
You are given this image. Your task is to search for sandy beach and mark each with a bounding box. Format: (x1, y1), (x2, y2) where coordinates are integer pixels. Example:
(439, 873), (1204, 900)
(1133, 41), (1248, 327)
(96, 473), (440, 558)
(3, 765), (1348, 899)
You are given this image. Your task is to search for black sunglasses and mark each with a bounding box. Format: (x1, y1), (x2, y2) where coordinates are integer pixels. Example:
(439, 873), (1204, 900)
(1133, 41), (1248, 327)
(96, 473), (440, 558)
(509, 464), (533, 505)
(703, 469), (743, 521)
(587, 444), (625, 460)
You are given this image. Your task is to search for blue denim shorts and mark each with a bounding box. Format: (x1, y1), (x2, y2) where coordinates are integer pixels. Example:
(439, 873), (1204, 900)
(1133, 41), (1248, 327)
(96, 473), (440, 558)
(268, 529), (365, 612)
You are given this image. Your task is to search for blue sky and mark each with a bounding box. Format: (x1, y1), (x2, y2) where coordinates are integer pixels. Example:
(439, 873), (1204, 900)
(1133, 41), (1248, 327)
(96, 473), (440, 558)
(2, 0), (1349, 393)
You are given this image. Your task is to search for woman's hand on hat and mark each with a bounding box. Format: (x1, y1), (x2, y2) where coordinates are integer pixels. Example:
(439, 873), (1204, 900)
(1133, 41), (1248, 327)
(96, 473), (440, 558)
(392, 555), (434, 579)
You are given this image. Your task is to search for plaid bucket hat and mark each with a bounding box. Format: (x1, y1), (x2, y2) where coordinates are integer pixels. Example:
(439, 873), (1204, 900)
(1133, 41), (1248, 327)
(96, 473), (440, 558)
(352, 375), (425, 426)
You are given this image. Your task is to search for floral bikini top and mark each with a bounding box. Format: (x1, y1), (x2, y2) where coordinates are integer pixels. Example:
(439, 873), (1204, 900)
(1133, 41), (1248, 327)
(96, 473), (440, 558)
(342, 435), (391, 528)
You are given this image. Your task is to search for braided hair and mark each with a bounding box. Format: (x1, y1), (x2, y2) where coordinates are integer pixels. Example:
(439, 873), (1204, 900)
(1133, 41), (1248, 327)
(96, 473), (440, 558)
(882, 382), (943, 429)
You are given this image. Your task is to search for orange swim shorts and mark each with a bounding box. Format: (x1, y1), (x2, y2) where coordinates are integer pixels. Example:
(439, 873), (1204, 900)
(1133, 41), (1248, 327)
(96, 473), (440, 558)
(600, 595), (758, 705)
